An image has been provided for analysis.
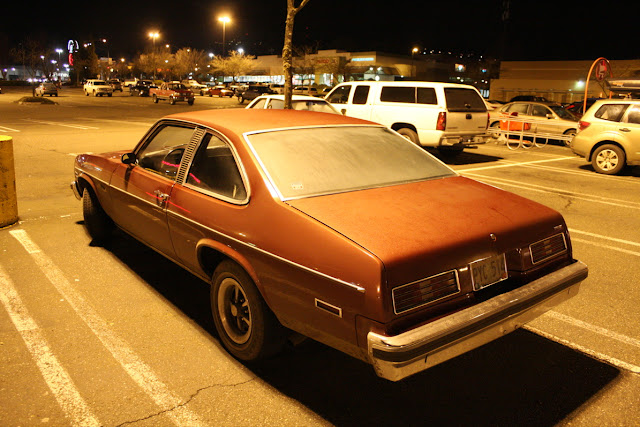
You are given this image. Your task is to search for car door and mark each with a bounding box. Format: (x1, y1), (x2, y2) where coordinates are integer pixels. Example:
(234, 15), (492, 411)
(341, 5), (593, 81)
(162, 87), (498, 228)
(326, 84), (353, 115)
(620, 104), (640, 162)
(108, 122), (197, 256)
(530, 103), (555, 135)
(167, 131), (249, 272)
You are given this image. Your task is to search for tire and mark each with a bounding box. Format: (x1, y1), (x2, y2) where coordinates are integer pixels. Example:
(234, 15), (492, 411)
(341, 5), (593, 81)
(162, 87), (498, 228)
(563, 129), (576, 147)
(396, 128), (419, 145)
(592, 144), (626, 175)
(188, 99), (194, 106)
(211, 261), (286, 362)
(85, 91), (89, 96)
(93, 90), (97, 97)
(238, 97), (245, 104)
(169, 96), (175, 105)
(153, 95), (158, 103)
(82, 188), (114, 244)
(489, 121), (501, 139)
(107, 93), (112, 97)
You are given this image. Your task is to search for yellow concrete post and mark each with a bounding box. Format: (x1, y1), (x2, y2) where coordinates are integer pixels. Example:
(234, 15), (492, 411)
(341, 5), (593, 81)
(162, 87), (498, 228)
(0, 135), (18, 227)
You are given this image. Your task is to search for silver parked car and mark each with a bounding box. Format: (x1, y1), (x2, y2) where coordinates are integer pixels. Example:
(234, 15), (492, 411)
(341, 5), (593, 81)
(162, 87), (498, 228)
(34, 82), (58, 97)
(571, 99), (640, 174)
(246, 95), (339, 114)
(490, 101), (578, 145)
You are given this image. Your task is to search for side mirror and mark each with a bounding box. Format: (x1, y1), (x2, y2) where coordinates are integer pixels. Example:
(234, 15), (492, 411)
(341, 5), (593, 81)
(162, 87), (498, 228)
(121, 152), (137, 165)
(546, 114), (554, 119)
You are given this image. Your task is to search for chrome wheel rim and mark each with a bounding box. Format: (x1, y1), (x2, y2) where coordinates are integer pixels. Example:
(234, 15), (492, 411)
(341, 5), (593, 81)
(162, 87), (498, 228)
(596, 149), (619, 171)
(217, 278), (251, 345)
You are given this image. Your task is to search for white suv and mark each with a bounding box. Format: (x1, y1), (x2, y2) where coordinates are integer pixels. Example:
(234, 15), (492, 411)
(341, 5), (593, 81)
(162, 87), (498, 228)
(571, 99), (640, 174)
(83, 80), (113, 97)
(325, 81), (489, 153)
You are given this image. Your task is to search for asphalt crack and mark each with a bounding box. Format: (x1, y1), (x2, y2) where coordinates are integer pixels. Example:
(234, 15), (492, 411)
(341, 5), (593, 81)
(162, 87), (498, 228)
(113, 377), (257, 427)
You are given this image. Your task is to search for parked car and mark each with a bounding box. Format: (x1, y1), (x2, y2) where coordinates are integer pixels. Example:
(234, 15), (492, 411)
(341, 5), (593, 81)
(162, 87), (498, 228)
(201, 85), (234, 97)
(83, 80), (113, 97)
(129, 80), (156, 97)
(150, 81), (195, 105)
(108, 79), (123, 92)
(564, 98), (602, 118)
(123, 78), (138, 88)
(293, 86), (320, 96)
(268, 83), (284, 94)
(325, 81), (489, 153)
(510, 95), (550, 102)
(34, 82), (59, 97)
(237, 85), (276, 103)
(181, 79), (206, 91)
(489, 101), (578, 145)
(571, 99), (640, 174)
(71, 109), (586, 382)
(246, 94), (339, 113)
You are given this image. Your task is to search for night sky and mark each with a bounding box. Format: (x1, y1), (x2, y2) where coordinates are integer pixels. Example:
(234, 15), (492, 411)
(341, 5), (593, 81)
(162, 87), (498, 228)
(3, 0), (640, 61)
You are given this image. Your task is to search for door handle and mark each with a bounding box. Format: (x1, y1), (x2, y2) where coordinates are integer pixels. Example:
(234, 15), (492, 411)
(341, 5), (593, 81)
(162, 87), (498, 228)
(153, 190), (169, 201)
(619, 128), (631, 132)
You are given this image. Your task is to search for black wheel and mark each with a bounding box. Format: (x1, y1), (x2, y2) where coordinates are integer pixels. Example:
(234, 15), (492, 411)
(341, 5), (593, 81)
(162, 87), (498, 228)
(169, 96), (176, 105)
(592, 144), (626, 175)
(107, 93), (112, 97)
(563, 129), (576, 147)
(82, 188), (114, 243)
(211, 260), (286, 362)
(396, 128), (419, 145)
(238, 96), (245, 104)
(153, 95), (158, 103)
(489, 121), (501, 139)
(188, 99), (194, 106)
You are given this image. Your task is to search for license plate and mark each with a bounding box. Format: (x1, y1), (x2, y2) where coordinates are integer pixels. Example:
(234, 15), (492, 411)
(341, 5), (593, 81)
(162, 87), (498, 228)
(470, 254), (508, 291)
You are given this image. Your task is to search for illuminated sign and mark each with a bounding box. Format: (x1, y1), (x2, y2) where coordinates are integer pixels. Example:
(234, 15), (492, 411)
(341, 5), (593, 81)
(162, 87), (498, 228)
(352, 57), (374, 62)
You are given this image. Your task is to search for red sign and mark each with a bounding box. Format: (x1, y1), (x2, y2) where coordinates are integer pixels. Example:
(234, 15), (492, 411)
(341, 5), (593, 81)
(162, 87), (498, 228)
(595, 59), (608, 81)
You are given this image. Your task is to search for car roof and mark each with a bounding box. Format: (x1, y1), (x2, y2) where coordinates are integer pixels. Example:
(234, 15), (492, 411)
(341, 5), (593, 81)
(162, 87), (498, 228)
(256, 95), (326, 101)
(165, 109), (375, 134)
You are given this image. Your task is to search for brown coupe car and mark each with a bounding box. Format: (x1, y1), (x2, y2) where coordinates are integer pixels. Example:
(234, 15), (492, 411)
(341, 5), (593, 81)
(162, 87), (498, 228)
(71, 109), (587, 381)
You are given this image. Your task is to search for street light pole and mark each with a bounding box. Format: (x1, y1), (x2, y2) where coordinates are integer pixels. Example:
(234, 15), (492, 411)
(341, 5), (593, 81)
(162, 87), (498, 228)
(148, 31), (160, 79)
(218, 16), (230, 56)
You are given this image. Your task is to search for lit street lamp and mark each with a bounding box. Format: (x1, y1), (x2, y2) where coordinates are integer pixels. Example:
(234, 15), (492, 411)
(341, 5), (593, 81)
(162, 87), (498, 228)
(218, 16), (231, 56)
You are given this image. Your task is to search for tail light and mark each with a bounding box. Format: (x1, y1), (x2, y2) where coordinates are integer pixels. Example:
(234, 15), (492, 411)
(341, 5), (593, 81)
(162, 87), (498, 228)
(579, 121), (590, 131)
(486, 112), (490, 129)
(436, 112), (446, 131)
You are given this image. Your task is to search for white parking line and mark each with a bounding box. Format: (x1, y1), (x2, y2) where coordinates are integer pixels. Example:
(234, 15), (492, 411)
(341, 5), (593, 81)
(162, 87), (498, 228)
(0, 125), (20, 132)
(463, 173), (640, 210)
(459, 156), (576, 172)
(525, 325), (640, 374)
(0, 264), (101, 427)
(9, 229), (205, 426)
(22, 119), (99, 130)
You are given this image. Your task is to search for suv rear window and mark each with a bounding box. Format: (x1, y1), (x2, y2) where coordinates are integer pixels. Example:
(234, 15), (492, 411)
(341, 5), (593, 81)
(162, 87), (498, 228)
(444, 88), (487, 112)
(594, 104), (629, 122)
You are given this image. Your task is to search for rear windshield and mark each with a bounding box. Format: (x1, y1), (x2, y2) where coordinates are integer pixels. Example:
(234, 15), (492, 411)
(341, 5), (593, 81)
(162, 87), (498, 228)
(594, 104), (629, 122)
(247, 126), (454, 199)
(444, 88), (487, 112)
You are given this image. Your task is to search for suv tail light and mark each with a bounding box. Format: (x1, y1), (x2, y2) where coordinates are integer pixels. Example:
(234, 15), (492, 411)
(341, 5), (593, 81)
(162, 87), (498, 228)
(436, 112), (446, 131)
(579, 121), (591, 131)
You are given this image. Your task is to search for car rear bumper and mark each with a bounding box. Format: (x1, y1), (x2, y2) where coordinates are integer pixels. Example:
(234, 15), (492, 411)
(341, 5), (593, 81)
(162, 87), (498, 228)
(367, 260), (587, 381)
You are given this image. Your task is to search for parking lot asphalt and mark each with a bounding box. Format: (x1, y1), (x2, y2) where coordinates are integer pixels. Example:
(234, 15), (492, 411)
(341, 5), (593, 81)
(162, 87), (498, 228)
(0, 87), (639, 426)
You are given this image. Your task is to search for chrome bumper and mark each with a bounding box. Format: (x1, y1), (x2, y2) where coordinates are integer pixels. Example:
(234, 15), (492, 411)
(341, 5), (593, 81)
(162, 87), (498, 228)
(368, 261), (587, 381)
(70, 181), (82, 200)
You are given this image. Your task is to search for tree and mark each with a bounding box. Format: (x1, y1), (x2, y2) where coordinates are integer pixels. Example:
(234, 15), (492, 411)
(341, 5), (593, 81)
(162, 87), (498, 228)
(210, 51), (256, 83)
(173, 48), (208, 80)
(282, 0), (312, 109)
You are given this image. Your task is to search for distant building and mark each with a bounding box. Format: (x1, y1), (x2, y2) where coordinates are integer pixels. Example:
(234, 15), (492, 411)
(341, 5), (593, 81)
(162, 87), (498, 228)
(490, 59), (640, 103)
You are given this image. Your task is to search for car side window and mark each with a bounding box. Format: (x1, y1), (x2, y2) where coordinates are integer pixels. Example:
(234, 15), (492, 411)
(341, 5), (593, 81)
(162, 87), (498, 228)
(137, 125), (194, 180)
(252, 98), (267, 109)
(327, 85), (352, 104)
(624, 105), (640, 124)
(506, 103), (529, 114)
(417, 88), (437, 104)
(380, 86), (415, 103)
(186, 133), (247, 201)
(595, 104), (628, 122)
(531, 105), (551, 117)
(352, 85), (370, 105)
